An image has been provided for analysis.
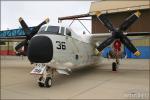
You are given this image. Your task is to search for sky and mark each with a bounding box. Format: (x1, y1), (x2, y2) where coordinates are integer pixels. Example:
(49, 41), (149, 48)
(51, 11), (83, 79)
(1, 1), (92, 34)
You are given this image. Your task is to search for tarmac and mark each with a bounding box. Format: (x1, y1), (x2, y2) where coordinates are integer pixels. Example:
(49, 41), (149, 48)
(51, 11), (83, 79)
(0, 56), (149, 99)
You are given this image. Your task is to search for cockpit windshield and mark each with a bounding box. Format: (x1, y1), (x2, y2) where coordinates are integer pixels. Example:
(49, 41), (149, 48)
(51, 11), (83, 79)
(38, 26), (60, 34)
(38, 26), (46, 32)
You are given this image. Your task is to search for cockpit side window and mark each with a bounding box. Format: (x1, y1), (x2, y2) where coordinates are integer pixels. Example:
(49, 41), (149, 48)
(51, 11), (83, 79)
(66, 28), (71, 36)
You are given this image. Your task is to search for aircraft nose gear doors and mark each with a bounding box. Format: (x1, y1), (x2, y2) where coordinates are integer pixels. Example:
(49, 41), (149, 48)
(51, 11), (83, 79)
(30, 64), (55, 88)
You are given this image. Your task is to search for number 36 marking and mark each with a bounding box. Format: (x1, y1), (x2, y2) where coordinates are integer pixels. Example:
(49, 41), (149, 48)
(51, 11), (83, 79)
(56, 41), (66, 50)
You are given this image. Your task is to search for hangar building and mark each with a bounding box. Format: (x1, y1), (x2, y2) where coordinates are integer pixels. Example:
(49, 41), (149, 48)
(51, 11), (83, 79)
(89, 0), (150, 58)
(90, 1), (150, 33)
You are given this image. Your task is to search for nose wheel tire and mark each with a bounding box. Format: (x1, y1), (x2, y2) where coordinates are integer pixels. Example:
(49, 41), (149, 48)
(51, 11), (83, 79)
(38, 76), (44, 87)
(38, 76), (52, 88)
(45, 77), (52, 88)
(38, 82), (44, 87)
(112, 62), (117, 71)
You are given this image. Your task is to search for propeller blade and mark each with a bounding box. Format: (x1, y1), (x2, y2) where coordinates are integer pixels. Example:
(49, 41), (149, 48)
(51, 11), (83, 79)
(119, 11), (141, 31)
(15, 17), (49, 53)
(96, 36), (115, 52)
(95, 11), (115, 32)
(15, 40), (28, 51)
(27, 18), (49, 39)
(19, 17), (30, 35)
(120, 34), (141, 56)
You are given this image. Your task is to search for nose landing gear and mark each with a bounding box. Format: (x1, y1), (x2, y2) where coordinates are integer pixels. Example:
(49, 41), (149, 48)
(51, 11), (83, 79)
(37, 66), (55, 88)
(30, 64), (55, 88)
(38, 76), (52, 88)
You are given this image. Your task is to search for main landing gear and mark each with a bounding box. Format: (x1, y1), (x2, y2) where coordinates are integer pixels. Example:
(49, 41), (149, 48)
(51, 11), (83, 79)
(112, 59), (119, 71)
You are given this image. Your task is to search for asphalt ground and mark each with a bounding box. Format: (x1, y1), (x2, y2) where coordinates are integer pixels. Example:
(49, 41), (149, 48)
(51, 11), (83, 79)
(0, 56), (149, 99)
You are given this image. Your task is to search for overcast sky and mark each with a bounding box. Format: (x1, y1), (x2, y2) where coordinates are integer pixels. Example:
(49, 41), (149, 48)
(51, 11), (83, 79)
(1, 1), (93, 34)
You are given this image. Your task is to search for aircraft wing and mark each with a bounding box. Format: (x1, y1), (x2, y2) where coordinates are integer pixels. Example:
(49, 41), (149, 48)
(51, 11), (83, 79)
(90, 33), (111, 43)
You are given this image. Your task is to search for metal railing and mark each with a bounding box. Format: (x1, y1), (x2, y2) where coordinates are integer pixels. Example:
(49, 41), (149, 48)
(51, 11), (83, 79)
(0, 27), (34, 37)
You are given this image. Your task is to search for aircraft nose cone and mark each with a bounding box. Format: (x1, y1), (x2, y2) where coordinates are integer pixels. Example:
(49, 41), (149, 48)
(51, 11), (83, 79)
(27, 36), (53, 63)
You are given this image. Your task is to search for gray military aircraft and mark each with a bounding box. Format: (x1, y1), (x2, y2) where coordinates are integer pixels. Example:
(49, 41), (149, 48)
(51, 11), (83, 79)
(2, 11), (150, 87)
